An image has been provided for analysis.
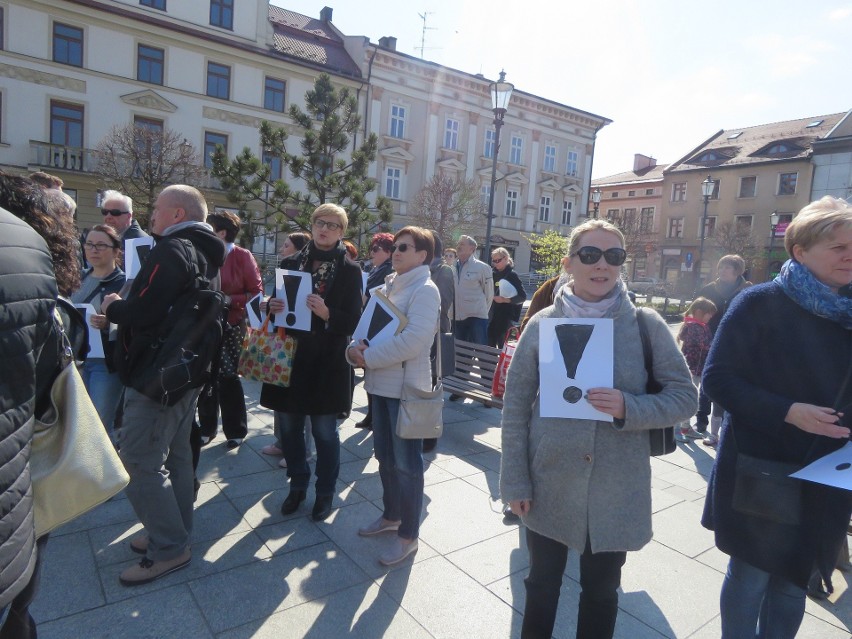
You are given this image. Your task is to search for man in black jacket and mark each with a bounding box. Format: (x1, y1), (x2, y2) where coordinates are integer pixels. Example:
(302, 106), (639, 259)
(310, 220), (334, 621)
(0, 209), (57, 626)
(103, 185), (225, 586)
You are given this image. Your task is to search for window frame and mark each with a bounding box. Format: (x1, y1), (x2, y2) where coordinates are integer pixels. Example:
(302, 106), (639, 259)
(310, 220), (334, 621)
(778, 172), (798, 196)
(640, 207), (654, 233)
(509, 134), (523, 165)
(384, 166), (401, 199)
(137, 44), (165, 85)
(209, 0), (234, 30)
(543, 144), (557, 173)
(480, 184), (491, 208)
(738, 175), (757, 199)
(538, 194), (551, 222)
(561, 199), (573, 225)
(262, 150), (283, 181)
(203, 131), (228, 169)
(735, 215), (753, 233)
(264, 77), (286, 112)
(565, 150), (578, 176)
(671, 182), (687, 202)
(484, 128), (496, 159)
(206, 61), (231, 100)
(53, 22), (84, 67)
(49, 100), (84, 148)
(667, 217), (684, 238)
(140, 0), (166, 9)
(443, 118), (459, 150)
(389, 104), (406, 139)
(700, 216), (718, 239)
(505, 189), (518, 217)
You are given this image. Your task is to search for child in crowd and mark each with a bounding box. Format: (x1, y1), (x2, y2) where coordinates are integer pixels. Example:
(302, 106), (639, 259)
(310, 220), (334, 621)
(675, 297), (717, 442)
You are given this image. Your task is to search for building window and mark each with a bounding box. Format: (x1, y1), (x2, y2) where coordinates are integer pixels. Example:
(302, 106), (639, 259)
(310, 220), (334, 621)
(640, 207), (654, 232)
(628, 190), (636, 197)
(539, 195), (551, 222)
(484, 129), (495, 159)
(390, 105), (406, 139)
(701, 216), (717, 238)
(53, 23), (83, 67)
(510, 135), (523, 165)
(738, 176), (757, 198)
(263, 77), (286, 112)
(385, 167), (401, 199)
(137, 44), (164, 85)
(206, 62), (230, 100)
(774, 214), (793, 236)
(204, 131), (227, 168)
(606, 209), (619, 223)
(623, 208), (637, 227)
(707, 179), (721, 200)
(49, 101), (84, 170)
(667, 217), (684, 238)
(671, 182), (687, 202)
(543, 144), (556, 172)
(778, 172), (797, 195)
(133, 115), (163, 134)
(210, 0), (234, 29)
(480, 184), (491, 207)
(262, 151), (283, 181)
(140, 0), (166, 9)
(561, 199), (573, 225)
(645, 188), (654, 196)
(505, 189), (518, 217)
(566, 150), (578, 176)
(611, 192), (619, 198)
(443, 118), (459, 150)
(735, 215), (753, 232)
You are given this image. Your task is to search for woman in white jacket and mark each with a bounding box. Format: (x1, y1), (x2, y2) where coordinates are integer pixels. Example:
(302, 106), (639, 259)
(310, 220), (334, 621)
(346, 226), (440, 566)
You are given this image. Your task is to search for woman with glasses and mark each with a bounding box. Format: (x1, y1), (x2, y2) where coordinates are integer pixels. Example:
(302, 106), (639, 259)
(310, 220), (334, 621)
(71, 223), (125, 441)
(346, 226), (440, 566)
(261, 204), (362, 522)
(500, 219), (695, 638)
(353, 232), (395, 431)
(488, 247), (526, 348)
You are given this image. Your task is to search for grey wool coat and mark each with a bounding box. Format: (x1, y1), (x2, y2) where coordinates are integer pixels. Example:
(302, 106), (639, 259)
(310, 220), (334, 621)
(499, 294), (697, 553)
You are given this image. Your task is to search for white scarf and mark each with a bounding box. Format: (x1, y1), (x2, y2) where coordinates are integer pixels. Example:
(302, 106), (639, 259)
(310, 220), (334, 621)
(554, 278), (627, 318)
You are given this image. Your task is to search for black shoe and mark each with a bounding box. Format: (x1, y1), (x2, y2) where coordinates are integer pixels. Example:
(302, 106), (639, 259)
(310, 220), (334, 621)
(226, 438), (242, 449)
(502, 504), (520, 522)
(355, 418), (372, 430)
(312, 495), (334, 521)
(280, 489), (307, 515)
(337, 411), (350, 420)
(423, 438), (437, 452)
(448, 394), (462, 402)
(193, 478), (201, 502)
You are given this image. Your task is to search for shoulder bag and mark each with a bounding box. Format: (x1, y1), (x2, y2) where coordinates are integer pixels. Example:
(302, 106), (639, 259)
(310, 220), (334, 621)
(31, 310), (130, 537)
(238, 315), (298, 387)
(396, 315), (444, 440)
(636, 308), (676, 456)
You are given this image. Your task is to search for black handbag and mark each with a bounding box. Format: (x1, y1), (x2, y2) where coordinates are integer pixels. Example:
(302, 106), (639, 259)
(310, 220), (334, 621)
(219, 321), (245, 379)
(439, 332), (455, 379)
(731, 453), (802, 525)
(636, 309), (676, 456)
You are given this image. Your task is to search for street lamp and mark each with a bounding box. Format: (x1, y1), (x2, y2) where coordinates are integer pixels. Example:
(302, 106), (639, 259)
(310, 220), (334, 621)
(767, 209), (781, 280)
(695, 174), (715, 292)
(484, 70), (513, 260)
(591, 188), (602, 219)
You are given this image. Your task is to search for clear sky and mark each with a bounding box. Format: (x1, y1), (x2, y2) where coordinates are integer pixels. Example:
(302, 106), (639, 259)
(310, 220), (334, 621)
(279, 0), (852, 179)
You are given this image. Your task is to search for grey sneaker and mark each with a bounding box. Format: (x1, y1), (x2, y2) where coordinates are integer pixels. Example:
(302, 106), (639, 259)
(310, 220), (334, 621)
(358, 517), (401, 537)
(379, 538), (418, 566)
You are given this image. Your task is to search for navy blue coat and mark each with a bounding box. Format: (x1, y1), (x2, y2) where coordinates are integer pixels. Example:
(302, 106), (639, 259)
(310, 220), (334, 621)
(701, 282), (852, 588)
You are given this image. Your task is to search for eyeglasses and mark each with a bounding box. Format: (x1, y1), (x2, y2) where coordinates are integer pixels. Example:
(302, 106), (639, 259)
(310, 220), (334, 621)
(571, 246), (627, 266)
(84, 242), (114, 252)
(312, 219), (343, 231)
(101, 208), (128, 217)
(391, 242), (417, 253)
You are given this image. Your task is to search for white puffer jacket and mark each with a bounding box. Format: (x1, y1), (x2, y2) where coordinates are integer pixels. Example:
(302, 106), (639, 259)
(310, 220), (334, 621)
(350, 265), (440, 399)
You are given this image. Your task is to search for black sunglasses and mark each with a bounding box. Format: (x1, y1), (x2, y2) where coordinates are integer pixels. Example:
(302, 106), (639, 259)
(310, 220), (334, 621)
(571, 246), (627, 266)
(101, 208), (128, 217)
(391, 242), (417, 253)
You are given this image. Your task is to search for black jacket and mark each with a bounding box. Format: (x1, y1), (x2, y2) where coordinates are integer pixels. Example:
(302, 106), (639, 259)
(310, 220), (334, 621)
(106, 222), (225, 360)
(0, 209), (58, 608)
(122, 219), (149, 241)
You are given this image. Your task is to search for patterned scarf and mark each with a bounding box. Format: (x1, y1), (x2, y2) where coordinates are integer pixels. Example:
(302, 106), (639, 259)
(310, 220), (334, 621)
(775, 259), (852, 330)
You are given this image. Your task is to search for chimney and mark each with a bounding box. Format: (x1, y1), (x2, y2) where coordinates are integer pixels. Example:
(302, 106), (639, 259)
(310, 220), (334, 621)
(320, 6), (333, 22)
(633, 154), (657, 172)
(378, 36), (397, 51)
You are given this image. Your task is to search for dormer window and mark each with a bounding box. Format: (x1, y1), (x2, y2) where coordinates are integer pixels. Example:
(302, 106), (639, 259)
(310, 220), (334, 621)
(766, 143), (795, 154)
(696, 151), (724, 162)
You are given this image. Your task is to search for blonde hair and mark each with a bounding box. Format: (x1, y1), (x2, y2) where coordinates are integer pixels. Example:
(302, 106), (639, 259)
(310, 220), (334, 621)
(311, 203), (348, 234)
(784, 196), (852, 256)
(491, 246), (513, 266)
(566, 219), (625, 256)
(684, 296), (717, 319)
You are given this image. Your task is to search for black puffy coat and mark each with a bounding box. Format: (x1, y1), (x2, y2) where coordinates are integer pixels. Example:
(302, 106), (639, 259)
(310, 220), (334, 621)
(0, 210), (58, 608)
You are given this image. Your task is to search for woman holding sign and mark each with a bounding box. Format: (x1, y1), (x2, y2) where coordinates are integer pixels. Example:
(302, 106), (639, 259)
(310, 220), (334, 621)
(261, 204), (362, 522)
(500, 219), (695, 639)
(701, 197), (852, 638)
(346, 226), (440, 566)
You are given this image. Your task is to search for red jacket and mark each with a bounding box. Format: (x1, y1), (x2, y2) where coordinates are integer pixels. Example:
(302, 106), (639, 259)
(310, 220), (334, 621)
(220, 245), (262, 325)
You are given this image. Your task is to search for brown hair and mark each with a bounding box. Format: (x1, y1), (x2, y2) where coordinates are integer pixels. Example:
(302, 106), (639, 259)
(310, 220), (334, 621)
(208, 210), (242, 243)
(86, 224), (124, 269)
(717, 254), (745, 276)
(684, 296), (717, 319)
(29, 171), (63, 189)
(287, 231), (311, 252)
(394, 226), (435, 265)
(343, 240), (358, 260)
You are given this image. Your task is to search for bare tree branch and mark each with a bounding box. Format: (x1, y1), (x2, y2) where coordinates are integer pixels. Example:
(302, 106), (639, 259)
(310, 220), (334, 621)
(409, 174), (485, 247)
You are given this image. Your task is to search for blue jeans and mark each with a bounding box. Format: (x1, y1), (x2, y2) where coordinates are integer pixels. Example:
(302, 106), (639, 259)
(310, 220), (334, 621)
(81, 358), (123, 440)
(720, 556), (806, 639)
(372, 395), (424, 540)
(277, 412), (339, 496)
(454, 317), (488, 345)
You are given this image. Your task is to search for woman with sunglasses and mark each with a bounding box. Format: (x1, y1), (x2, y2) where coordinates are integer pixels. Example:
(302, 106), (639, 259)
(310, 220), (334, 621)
(346, 226), (440, 566)
(70, 223), (125, 441)
(500, 219), (696, 639)
(354, 232), (396, 430)
(261, 204), (362, 522)
(488, 247), (526, 348)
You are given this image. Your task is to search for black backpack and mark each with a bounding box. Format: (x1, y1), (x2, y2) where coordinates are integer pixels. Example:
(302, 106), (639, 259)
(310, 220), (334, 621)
(119, 240), (228, 406)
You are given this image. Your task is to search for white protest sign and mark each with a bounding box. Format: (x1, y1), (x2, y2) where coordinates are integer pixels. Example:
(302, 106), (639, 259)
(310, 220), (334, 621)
(352, 290), (407, 346)
(124, 237), (154, 280)
(274, 269), (312, 330)
(74, 303), (104, 358)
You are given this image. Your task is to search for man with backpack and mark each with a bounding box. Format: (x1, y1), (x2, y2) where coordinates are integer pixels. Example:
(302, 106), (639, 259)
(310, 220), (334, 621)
(102, 185), (225, 586)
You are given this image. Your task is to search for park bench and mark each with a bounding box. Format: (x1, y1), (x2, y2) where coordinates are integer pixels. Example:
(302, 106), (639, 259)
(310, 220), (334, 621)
(443, 339), (504, 410)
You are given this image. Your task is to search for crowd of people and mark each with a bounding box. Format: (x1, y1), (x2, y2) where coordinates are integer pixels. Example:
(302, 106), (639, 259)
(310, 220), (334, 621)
(0, 170), (850, 638)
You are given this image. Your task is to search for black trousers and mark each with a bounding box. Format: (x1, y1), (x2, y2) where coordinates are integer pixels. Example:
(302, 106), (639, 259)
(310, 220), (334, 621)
(522, 528), (626, 639)
(197, 376), (248, 441)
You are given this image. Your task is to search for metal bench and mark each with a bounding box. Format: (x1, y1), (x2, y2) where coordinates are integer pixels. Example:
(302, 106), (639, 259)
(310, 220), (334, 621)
(443, 339), (503, 409)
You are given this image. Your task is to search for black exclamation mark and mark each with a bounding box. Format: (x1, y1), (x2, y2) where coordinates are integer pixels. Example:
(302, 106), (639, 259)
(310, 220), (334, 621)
(282, 275), (301, 326)
(554, 324), (594, 403)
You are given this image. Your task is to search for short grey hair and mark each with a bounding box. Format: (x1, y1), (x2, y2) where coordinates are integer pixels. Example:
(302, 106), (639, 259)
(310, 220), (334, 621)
(101, 189), (133, 213)
(458, 235), (477, 249)
(160, 184), (208, 222)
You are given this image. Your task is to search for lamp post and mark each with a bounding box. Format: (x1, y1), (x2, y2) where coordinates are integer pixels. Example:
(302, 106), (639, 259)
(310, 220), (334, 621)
(695, 174), (714, 293)
(484, 70), (513, 261)
(591, 188), (602, 219)
(767, 209), (780, 280)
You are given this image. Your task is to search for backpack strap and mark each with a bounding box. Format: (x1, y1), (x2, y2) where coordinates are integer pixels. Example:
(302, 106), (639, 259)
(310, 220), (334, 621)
(636, 307), (653, 377)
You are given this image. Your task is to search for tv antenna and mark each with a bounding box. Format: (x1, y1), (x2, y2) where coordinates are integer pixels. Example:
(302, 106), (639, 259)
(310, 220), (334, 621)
(416, 11), (440, 58)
